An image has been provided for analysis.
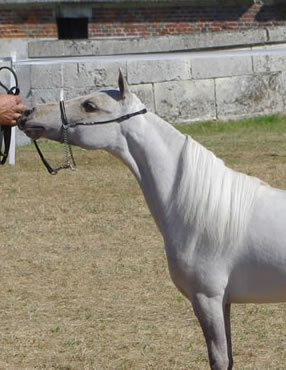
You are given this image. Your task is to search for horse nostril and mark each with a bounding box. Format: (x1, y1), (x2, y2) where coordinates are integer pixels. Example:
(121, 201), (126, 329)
(19, 108), (35, 129)
(23, 108), (35, 117)
(18, 108), (34, 129)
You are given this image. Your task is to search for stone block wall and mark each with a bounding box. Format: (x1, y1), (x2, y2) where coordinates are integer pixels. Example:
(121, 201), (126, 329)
(28, 44), (286, 123)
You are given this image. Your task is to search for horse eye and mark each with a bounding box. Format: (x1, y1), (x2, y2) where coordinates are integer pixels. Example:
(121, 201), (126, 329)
(83, 101), (97, 112)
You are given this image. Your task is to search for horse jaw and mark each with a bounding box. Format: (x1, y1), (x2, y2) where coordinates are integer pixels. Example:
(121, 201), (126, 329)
(22, 126), (45, 140)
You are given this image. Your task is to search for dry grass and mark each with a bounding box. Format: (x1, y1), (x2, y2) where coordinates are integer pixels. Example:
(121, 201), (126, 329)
(1, 115), (286, 369)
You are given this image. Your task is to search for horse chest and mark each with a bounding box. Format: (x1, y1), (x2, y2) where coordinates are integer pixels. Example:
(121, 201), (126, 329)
(164, 241), (229, 298)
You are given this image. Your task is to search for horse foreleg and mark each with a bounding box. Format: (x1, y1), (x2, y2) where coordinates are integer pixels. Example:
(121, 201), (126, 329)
(224, 303), (233, 370)
(192, 293), (230, 370)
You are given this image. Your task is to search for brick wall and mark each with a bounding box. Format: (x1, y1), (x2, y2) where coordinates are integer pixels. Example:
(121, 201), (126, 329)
(0, 9), (56, 38)
(0, 3), (286, 38)
(89, 4), (286, 37)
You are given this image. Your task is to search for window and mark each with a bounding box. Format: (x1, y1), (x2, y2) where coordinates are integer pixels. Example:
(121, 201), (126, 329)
(57, 17), (88, 39)
(56, 6), (91, 40)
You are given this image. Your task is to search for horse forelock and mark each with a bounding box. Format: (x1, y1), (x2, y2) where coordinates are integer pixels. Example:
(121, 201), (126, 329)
(172, 136), (261, 249)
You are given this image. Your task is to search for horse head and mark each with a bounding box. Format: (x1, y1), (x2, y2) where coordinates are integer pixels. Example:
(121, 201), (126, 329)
(19, 71), (145, 150)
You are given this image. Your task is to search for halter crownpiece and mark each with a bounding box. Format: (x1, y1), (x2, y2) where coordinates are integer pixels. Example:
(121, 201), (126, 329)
(59, 99), (147, 128)
(34, 99), (147, 175)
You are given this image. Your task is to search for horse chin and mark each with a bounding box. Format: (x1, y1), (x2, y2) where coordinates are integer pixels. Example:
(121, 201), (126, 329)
(23, 127), (45, 140)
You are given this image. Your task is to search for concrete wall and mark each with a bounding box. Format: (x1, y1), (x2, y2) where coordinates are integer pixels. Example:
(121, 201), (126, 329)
(29, 53), (286, 123)
(27, 29), (286, 123)
(2, 28), (286, 134)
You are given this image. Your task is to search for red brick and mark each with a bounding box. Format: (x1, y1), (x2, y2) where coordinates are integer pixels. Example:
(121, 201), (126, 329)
(0, 4), (286, 38)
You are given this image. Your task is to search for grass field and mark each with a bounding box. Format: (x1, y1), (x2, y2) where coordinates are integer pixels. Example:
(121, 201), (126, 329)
(1, 115), (286, 369)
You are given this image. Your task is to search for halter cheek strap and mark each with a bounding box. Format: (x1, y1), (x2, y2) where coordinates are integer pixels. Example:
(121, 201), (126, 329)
(60, 100), (69, 128)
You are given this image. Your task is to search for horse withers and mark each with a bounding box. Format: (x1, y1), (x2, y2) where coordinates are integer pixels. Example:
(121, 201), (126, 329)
(19, 71), (286, 370)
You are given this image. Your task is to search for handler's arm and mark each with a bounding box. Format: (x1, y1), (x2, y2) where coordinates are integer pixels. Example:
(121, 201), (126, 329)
(0, 94), (26, 126)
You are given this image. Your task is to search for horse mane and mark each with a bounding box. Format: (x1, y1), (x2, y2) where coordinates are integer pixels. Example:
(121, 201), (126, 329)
(170, 135), (262, 249)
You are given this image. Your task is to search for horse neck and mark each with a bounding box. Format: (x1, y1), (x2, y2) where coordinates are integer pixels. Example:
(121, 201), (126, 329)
(117, 114), (261, 252)
(118, 112), (186, 234)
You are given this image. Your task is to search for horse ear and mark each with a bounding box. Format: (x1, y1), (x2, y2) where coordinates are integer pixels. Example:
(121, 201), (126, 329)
(118, 69), (129, 99)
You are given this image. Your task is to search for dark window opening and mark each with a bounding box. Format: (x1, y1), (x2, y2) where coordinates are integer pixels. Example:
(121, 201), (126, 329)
(57, 17), (88, 39)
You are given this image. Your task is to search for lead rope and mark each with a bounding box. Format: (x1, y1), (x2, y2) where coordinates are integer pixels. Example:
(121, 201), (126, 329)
(33, 128), (77, 175)
(0, 66), (20, 165)
(33, 101), (77, 175)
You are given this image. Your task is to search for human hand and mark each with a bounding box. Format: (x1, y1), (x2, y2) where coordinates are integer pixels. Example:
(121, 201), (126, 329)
(0, 94), (27, 126)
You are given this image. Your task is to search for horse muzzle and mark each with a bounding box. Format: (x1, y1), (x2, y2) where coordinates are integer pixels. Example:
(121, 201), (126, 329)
(18, 108), (45, 140)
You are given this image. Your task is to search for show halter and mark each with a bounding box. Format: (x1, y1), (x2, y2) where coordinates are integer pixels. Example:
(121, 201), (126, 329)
(34, 99), (147, 175)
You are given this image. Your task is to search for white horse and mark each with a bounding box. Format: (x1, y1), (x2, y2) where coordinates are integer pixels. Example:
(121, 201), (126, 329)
(19, 71), (286, 370)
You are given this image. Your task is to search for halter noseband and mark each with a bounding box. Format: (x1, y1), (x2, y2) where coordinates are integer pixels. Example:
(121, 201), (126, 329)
(34, 100), (147, 175)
